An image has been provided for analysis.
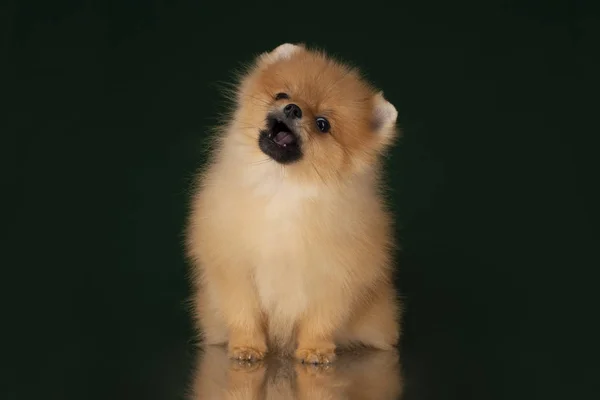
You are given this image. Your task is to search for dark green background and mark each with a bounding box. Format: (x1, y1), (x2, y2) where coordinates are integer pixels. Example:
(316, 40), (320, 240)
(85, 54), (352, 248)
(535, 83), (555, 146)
(6, 0), (599, 399)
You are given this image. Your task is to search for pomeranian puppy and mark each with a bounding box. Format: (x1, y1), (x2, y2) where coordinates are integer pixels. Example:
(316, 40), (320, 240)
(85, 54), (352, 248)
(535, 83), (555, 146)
(186, 43), (401, 364)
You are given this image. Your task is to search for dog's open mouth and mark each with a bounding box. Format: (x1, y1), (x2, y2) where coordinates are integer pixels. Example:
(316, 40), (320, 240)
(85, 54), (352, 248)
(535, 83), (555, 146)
(268, 120), (297, 147)
(258, 117), (302, 164)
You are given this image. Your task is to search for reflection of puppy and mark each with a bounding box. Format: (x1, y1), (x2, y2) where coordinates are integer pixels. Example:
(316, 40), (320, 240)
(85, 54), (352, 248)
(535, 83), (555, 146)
(186, 43), (401, 364)
(190, 345), (403, 400)
(191, 346), (266, 400)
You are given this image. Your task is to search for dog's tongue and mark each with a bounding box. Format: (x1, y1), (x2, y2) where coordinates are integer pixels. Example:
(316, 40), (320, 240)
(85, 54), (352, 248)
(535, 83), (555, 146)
(274, 131), (294, 146)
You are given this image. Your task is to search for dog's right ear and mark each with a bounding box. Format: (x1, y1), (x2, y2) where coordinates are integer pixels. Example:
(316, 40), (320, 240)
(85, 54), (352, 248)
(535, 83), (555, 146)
(259, 43), (304, 64)
(371, 92), (399, 150)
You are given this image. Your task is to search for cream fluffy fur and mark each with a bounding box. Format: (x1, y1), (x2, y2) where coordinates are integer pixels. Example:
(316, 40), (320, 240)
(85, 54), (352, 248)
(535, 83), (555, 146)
(186, 43), (401, 364)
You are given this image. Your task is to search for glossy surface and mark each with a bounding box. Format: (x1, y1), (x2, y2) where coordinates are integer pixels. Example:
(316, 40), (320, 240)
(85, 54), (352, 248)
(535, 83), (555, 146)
(193, 347), (403, 399)
(6, 1), (597, 400)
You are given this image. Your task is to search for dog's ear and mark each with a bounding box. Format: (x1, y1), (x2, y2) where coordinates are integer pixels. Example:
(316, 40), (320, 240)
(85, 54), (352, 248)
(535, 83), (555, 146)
(371, 91), (399, 150)
(259, 43), (305, 64)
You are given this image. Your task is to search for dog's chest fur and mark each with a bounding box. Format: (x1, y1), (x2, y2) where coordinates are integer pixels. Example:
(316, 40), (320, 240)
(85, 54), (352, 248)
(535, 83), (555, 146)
(232, 176), (345, 336)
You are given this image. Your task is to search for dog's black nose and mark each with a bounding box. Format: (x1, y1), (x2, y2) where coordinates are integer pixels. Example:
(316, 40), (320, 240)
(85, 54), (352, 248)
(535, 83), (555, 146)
(284, 103), (302, 119)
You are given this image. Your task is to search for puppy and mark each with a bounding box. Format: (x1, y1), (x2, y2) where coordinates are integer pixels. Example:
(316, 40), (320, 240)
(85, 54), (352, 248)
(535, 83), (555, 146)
(186, 43), (401, 364)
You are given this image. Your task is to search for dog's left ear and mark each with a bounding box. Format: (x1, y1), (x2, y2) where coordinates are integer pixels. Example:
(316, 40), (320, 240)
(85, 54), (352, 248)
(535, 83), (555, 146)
(372, 91), (399, 149)
(259, 43), (305, 64)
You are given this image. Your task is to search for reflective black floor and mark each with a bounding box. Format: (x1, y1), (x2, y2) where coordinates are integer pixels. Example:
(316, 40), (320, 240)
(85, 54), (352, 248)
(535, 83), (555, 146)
(192, 347), (403, 399)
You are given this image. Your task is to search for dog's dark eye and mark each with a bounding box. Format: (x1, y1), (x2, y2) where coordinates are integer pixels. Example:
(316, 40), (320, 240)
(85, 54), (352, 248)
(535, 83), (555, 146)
(316, 117), (330, 133)
(275, 92), (289, 100)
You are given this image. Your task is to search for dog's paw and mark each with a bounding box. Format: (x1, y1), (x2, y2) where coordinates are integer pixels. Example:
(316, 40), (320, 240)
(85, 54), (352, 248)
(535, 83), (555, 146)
(295, 347), (336, 364)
